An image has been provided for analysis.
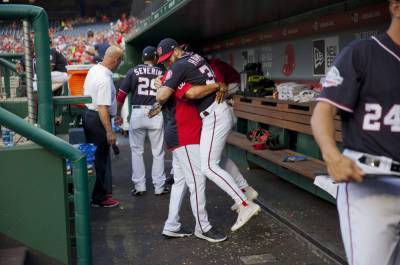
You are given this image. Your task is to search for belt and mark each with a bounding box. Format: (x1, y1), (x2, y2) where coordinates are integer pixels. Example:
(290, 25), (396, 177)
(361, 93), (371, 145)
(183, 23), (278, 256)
(132, 105), (151, 109)
(85, 108), (115, 118)
(343, 149), (400, 177)
(358, 155), (400, 173)
(200, 111), (209, 118)
(200, 102), (218, 119)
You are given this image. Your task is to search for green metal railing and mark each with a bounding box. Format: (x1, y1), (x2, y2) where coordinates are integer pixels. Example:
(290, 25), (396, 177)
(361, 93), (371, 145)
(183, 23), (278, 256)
(0, 58), (18, 73)
(127, 0), (189, 41)
(0, 53), (24, 60)
(0, 5), (53, 133)
(0, 107), (92, 265)
(0, 58), (24, 98)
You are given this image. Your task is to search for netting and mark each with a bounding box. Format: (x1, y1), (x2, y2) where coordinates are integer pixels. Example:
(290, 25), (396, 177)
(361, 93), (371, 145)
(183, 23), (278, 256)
(130, 0), (169, 20)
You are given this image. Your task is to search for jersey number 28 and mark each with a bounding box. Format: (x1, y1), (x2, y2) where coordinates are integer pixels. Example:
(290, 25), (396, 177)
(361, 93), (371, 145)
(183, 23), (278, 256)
(363, 103), (400, 132)
(138, 77), (157, 96)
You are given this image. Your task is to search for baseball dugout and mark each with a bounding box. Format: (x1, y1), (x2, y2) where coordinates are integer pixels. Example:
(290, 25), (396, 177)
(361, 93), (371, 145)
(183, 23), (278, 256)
(226, 95), (343, 204)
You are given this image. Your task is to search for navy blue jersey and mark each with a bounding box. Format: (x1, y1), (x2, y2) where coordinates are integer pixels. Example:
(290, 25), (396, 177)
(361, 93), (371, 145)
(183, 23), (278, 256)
(318, 33), (400, 161)
(163, 94), (179, 149)
(163, 53), (217, 112)
(119, 64), (163, 106)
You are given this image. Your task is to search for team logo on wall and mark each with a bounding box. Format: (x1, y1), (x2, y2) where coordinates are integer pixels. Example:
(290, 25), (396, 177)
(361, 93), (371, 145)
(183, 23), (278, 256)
(313, 40), (325, 75)
(313, 37), (339, 76)
(282, 44), (295, 77)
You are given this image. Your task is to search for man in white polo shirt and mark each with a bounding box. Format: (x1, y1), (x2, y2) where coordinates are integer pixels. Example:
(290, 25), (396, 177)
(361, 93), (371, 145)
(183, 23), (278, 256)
(83, 46), (123, 207)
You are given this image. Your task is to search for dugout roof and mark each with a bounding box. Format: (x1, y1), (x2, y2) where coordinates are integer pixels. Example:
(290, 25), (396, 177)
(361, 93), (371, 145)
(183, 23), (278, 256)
(126, 0), (385, 48)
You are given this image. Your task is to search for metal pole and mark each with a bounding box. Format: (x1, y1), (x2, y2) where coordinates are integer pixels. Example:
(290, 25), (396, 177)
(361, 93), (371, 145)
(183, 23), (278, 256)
(0, 66), (4, 98)
(4, 68), (10, 98)
(22, 19), (36, 124)
(72, 158), (92, 265)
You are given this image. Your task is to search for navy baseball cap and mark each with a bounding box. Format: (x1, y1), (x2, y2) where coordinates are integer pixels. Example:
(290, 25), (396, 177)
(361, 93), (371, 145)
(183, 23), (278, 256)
(157, 38), (178, 64)
(142, 46), (157, 58)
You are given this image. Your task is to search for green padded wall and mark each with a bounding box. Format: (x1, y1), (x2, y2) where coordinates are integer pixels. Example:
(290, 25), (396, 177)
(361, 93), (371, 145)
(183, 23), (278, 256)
(296, 133), (322, 160)
(0, 98), (28, 118)
(0, 144), (70, 264)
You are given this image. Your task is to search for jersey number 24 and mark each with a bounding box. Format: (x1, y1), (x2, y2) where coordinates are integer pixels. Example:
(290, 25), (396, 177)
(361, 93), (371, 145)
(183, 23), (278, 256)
(363, 103), (400, 132)
(138, 77), (157, 96)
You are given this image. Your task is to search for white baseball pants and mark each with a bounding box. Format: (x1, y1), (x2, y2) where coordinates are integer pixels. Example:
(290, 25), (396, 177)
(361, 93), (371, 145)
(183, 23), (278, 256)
(129, 107), (166, 193)
(120, 98), (130, 131)
(337, 178), (400, 265)
(164, 145), (212, 234)
(200, 101), (247, 205)
(220, 154), (248, 189)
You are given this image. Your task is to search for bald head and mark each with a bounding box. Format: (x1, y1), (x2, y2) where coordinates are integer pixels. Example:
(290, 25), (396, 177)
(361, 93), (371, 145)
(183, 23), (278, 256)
(102, 46), (124, 71)
(104, 46), (123, 60)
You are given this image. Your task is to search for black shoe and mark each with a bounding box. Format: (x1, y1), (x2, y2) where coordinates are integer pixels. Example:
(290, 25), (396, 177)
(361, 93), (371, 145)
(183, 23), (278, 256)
(165, 175), (174, 185)
(162, 227), (192, 238)
(131, 189), (145, 196)
(155, 186), (170, 196)
(194, 228), (227, 243)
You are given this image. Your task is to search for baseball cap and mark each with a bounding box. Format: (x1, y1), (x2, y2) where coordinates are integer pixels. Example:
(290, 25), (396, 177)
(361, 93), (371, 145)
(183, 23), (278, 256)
(142, 46), (157, 58)
(157, 38), (178, 64)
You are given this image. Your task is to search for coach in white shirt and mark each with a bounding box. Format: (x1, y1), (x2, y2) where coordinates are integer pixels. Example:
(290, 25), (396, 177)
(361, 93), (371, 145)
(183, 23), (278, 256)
(83, 46), (123, 207)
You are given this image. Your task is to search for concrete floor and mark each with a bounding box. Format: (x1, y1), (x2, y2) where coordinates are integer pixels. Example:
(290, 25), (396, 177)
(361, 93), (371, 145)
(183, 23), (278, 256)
(90, 135), (344, 265)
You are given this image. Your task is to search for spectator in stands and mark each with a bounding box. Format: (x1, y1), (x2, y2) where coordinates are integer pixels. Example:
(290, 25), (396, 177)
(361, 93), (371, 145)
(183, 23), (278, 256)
(94, 34), (110, 62)
(0, 13), (135, 63)
(87, 30), (95, 45)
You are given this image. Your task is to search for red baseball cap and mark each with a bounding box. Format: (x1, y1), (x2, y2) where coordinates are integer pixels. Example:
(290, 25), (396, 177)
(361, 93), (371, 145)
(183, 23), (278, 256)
(157, 38), (178, 64)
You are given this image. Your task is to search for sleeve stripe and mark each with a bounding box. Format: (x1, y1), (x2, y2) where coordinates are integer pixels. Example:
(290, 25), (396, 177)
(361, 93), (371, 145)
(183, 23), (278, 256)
(118, 89), (127, 94)
(317, 97), (354, 113)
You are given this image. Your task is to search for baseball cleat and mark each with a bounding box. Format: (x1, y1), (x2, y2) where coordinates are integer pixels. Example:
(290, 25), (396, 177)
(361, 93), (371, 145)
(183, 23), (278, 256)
(131, 189), (145, 196)
(194, 228), (227, 243)
(231, 201), (261, 232)
(155, 186), (170, 195)
(162, 227), (192, 239)
(231, 186), (259, 212)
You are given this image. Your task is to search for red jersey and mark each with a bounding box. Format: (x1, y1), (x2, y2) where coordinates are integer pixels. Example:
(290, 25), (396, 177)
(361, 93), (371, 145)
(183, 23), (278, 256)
(208, 58), (240, 84)
(161, 74), (201, 150)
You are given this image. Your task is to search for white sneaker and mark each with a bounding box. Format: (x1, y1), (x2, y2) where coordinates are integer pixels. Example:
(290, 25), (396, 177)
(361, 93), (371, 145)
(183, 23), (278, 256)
(231, 201), (261, 232)
(230, 186), (259, 212)
(194, 228), (227, 243)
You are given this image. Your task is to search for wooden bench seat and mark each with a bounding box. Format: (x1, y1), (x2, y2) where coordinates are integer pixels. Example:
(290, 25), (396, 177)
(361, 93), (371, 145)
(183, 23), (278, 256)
(234, 96), (342, 142)
(227, 131), (327, 180)
(227, 96), (339, 202)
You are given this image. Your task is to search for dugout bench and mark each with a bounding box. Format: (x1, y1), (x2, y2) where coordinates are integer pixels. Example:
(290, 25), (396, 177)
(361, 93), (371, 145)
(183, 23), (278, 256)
(226, 95), (342, 204)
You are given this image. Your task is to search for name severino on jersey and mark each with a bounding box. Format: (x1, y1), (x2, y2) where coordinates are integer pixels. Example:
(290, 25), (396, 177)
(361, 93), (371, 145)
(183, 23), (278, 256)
(134, 66), (163, 76)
